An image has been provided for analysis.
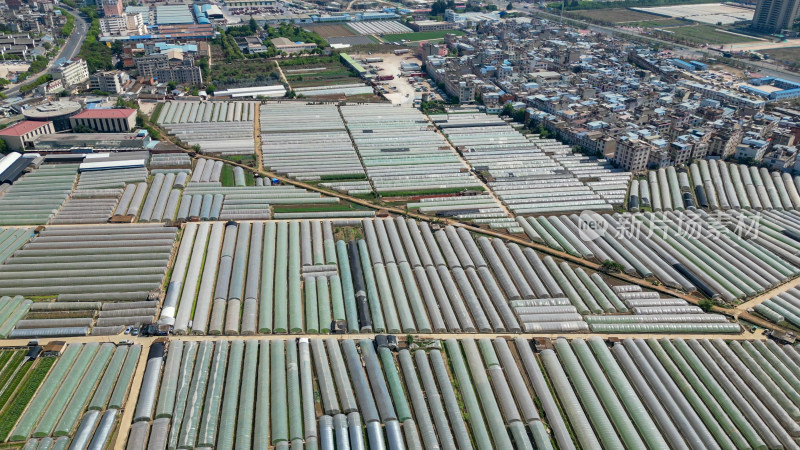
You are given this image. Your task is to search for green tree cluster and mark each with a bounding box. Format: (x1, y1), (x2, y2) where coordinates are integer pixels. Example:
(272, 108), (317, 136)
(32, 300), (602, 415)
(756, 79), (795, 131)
(265, 22), (327, 49)
(59, 9), (75, 36)
(431, 0), (456, 15)
(19, 74), (52, 93)
(77, 7), (112, 72)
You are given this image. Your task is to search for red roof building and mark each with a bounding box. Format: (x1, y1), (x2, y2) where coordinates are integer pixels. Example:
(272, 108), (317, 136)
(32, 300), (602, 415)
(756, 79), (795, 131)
(0, 120), (54, 151)
(69, 108), (137, 132)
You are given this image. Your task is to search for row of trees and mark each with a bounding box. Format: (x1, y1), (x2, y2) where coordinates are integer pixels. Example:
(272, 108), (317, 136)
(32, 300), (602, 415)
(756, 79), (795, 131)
(59, 9), (75, 36)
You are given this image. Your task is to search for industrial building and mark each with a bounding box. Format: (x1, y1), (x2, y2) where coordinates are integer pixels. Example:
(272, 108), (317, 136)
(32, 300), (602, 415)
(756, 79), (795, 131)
(409, 20), (457, 32)
(0, 120), (54, 151)
(69, 108), (137, 133)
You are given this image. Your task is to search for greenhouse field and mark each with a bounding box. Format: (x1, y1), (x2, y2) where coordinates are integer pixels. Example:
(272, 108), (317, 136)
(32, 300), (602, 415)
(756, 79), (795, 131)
(4, 100), (800, 450)
(157, 218), (735, 337)
(123, 336), (800, 450)
(0, 342), (140, 448)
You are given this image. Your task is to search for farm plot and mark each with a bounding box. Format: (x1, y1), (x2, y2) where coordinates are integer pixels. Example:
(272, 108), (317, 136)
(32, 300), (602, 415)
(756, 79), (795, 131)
(433, 113), (630, 214)
(280, 60), (362, 89)
(158, 101), (257, 156)
(327, 35), (379, 47)
(523, 209), (800, 304)
(570, 8), (669, 23)
(666, 24), (758, 45)
(341, 104), (484, 197)
(382, 29), (465, 42)
(127, 336), (800, 450)
(626, 160), (800, 212)
(0, 224), (177, 336)
(160, 217), (733, 336)
(304, 24), (357, 38)
(260, 103), (367, 184)
(5, 342), (141, 448)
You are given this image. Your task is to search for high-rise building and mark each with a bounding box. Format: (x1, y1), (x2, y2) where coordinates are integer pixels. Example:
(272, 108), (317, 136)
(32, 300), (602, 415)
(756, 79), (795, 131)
(752, 0), (800, 33)
(101, 0), (123, 17)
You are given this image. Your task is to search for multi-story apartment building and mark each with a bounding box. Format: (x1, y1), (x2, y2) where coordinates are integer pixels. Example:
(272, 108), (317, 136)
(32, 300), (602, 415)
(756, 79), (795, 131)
(89, 71), (130, 94)
(51, 58), (89, 88)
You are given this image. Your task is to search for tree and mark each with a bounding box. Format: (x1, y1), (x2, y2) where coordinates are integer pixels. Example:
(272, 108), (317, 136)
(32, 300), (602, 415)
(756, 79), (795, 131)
(249, 17), (259, 33)
(600, 260), (625, 274)
(167, 81), (177, 91)
(698, 298), (715, 312)
(0, 138), (7, 154)
(206, 84), (216, 96)
(506, 2), (513, 10)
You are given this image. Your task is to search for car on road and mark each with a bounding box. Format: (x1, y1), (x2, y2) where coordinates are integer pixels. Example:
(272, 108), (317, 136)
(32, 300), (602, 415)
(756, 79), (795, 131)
(131, 327), (140, 336)
(124, 327), (131, 334)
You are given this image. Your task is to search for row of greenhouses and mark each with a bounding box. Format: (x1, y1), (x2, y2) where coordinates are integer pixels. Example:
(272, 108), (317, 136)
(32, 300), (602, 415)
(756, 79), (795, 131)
(430, 113), (630, 215)
(753, 285), (800, 328)
(150, 153), (192, 172)
(260, 103), (367, 183)
(128, 338), (537, 450)
(188, 159), (223, 184)
(0, 164), (78, 226)
(128, 336), (800, 450)
(157, 101), (256, 125)
(520, 209), (800, 302)
(0, 226), (34, 264)
(157, 101), (257, 156)
(0, 296), (32, 338)
(177, 184), (339, 221)
(340, 104), (485, 195)
(628, 160), (800, 212)
(136, 171), (188, 223)
(6, 342), (141, 449)
(158, 217), (724, 335)
(406, 193), (521, 233)
(0, 224), (177, 335)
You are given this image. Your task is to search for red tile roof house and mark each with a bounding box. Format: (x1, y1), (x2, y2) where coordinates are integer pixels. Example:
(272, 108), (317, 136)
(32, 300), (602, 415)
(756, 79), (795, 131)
(68, 108), (137, 132)
(0, 120), (55, 151)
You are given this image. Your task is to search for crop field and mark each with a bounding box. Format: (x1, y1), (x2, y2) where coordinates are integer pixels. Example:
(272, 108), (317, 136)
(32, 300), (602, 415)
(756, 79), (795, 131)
(665, 24), (758, 44)
(328, 35), (380, 46)
(571, 8), (668, 23)
(281, 60), (361, 89)
(304, 24), (357, 38)
(208, 52), (281, 87)
(382, 30), (465, 42)
(624, 18), (693, 27)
